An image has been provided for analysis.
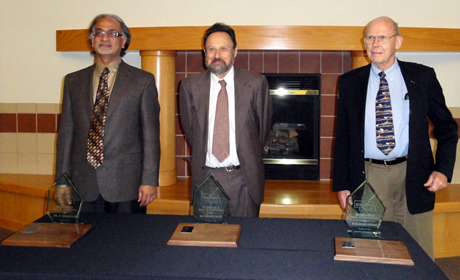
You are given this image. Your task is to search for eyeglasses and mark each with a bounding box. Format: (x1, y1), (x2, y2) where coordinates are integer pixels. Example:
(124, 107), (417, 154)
(92, 29), (123, 38)
(363, 34), (398, 44)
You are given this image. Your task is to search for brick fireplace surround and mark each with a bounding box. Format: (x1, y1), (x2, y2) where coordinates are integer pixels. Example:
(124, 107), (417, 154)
(175, 49), (349, 180)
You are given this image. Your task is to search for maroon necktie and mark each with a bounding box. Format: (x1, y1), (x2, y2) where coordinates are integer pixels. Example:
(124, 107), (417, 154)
(87, 67), (110, 169)
(212, 80), (230, 162)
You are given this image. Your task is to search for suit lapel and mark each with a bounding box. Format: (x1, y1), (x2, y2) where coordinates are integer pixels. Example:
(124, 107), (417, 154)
(399, 60), (417, 100)
(106, 61), (131, 119)
(234, 67), (251, 148)
(192, 71), (211, 137)
(356, 64), (371, 145)
(398, 60), (419, 137)
(81, 64), (96, 120)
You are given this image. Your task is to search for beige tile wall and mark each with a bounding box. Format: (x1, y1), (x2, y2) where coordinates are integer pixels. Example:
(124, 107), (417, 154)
(0, 132), (57, 175)
(0, 103), (58, 175)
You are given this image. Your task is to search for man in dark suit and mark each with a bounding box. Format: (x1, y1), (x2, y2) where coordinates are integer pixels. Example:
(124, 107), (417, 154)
(56, 14), (160, 213)
(180, 23), (272, 217)
(333, 16), (458, 258)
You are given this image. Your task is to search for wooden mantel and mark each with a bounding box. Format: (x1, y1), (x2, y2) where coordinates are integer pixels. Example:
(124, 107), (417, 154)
(57, 26), (460, 51)
(56, 25), (460, 186)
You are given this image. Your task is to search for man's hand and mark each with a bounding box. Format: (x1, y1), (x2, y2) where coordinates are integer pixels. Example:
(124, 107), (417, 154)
(424, 171), (448, 192)
(338, 190), (351, 210)
(138, 185), (158, 207)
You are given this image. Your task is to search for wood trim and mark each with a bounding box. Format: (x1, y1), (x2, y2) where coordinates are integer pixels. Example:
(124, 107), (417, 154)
(260, 204), (342, 219)
(434, 212), (460, 257)
(57, 26), (460, 52)
(433, 186), (460, 213)
(0, 175), (51, 197)
(0, 217), (25, 232)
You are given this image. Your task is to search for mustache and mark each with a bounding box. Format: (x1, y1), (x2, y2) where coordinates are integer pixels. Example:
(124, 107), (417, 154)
(98, 43), (113, 48)
(212, 58), (224, 63)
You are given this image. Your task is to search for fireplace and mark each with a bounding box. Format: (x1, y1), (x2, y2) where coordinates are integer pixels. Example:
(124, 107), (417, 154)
(262, 73), (321, 180)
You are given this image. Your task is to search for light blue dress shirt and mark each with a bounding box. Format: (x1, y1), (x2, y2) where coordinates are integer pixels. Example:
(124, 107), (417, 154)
(364, 60), (409, 159)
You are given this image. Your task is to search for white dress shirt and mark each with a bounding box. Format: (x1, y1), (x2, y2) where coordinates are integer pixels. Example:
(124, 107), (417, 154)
(206, 67), (240, 167)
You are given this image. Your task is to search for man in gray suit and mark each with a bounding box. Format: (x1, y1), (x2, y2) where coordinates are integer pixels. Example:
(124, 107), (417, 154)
(180, 23), (272, 217)
(56, 14), (160, 213)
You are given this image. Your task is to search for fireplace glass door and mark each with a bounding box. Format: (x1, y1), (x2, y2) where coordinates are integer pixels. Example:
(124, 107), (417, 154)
(262, 73), (320, 180)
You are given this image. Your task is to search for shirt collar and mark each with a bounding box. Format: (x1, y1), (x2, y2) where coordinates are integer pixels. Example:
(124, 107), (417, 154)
(95, 58), (122, 76)
(371, 59), (399, 77)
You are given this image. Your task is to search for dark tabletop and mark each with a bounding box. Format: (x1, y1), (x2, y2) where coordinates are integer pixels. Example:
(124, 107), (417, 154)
(0, 213), (447, 279)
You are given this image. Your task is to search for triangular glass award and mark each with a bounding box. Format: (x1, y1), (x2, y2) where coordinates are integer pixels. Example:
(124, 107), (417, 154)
(46, 173), (83, 223)
(345, 180), (386, 239)
(192, 174), (229, 223)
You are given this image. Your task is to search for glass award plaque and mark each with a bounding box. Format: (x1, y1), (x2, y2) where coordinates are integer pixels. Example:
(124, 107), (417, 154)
(168, 175), (240, 247)
(192, 174), (229, 223)
(46, 173), (83, 224)
(345, 181), (386, 239)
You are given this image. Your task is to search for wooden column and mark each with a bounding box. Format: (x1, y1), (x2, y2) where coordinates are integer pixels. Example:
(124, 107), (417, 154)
(351, 50), (369, 69)
(140, 50), (177, 186)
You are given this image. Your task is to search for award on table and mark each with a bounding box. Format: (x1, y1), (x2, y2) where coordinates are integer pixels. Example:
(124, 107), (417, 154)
(334, 180), (414, 266)
(345, 180), (385, 239)
(168, 174), (241, 248)
(192, 173), (229, 223)
(46, 172), (84, 224)
(1, 173), (91, 248)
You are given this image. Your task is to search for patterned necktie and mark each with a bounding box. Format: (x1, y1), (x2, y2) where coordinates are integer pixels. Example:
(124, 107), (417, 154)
(375, 71), (396, 155)
(212, 79), (230, 162)
(87, 67), (110, 169)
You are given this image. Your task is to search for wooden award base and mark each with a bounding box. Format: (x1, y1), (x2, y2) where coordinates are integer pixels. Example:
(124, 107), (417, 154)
(167, 223), (241, 248)
(334, 237), (414, 266)
(1, 223), (91, 248)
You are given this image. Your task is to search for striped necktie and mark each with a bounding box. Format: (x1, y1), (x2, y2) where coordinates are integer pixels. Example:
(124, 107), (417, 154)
(375, 71), (396, 155)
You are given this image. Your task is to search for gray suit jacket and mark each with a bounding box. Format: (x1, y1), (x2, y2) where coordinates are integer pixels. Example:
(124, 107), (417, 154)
(56, 61), (160, 202)
(179, 67), (272, 205)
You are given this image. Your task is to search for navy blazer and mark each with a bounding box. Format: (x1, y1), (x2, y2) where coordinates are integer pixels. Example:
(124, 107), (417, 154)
(179, 67), (272, 205)
(333, 60), (458, 214)
(56, 61), (160, 202)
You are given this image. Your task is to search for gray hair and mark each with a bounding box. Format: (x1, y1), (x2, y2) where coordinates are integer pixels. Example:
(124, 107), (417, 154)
(88, 14), (131, 57)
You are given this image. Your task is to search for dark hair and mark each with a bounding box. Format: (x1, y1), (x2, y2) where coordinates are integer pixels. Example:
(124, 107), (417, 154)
(203, 23), (237, 49)
(88, 14), (131, 57)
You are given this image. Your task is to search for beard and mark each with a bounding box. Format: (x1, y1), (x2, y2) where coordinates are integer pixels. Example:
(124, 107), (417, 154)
(96, 43), (114, 55)
(205, 57), (234, 75)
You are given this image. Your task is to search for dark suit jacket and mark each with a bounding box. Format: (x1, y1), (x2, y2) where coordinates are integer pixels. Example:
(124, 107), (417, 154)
(56, 61), (160, 203)
(179, 67), (272, 205)
(333, 60), (458, 214)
